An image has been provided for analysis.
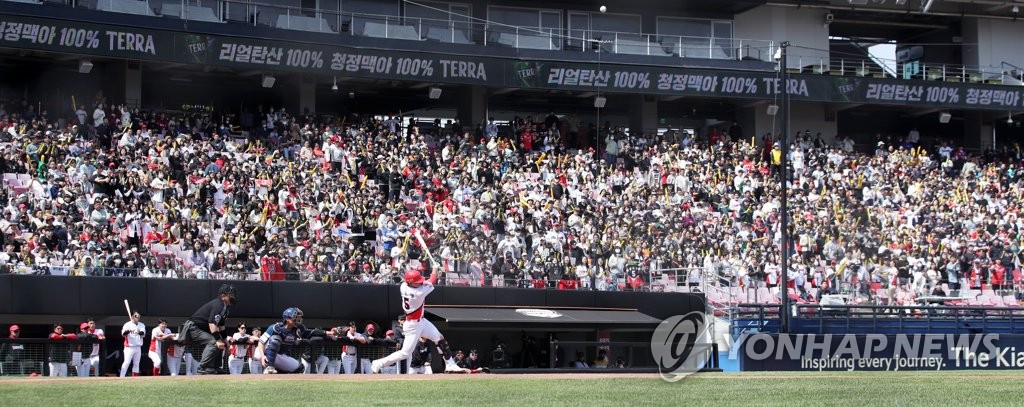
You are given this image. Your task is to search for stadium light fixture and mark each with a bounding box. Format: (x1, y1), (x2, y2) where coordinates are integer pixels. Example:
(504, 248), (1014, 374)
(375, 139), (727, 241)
(261, 74), (276, 88)
(331, 76), (338, 92)
(78, 59), (93, 74)
(767, 104), (780, 116)
(939, 112), (951, 123)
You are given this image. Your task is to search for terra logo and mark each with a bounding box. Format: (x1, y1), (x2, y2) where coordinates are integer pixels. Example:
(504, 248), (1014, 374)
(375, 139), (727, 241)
(650, 311), (710, 382)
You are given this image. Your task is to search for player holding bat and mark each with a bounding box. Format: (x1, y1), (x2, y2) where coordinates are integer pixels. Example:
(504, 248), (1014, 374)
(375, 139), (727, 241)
(371, 231), (469, 374)
(119, 310), (146, 377)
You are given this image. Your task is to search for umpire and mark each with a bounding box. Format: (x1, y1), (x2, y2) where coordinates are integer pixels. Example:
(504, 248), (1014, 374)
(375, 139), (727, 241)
(177, 284), (236, 374)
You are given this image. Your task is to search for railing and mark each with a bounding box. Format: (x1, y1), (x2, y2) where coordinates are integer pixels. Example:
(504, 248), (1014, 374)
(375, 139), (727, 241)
(0, 338), (104, 376)
(848, 41), (897, 78)
(2, 265), (656, 291)
(731, 303), (1024, 335)
(0, 337), (407, 376)
(15, 0), (774, 62)
(586, 31), (772, 61)
(16, 0), (1024, 80)
(1001, 61), (1024, 85)
(785, 53), (1017, 84)
(730, 303), (782, 338)
(655, 266), (776, 305)
(793, 303), (1024, 335)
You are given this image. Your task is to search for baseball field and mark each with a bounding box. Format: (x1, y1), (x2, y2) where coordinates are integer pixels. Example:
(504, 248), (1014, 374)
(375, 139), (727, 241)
(2, 371), (1022, 406)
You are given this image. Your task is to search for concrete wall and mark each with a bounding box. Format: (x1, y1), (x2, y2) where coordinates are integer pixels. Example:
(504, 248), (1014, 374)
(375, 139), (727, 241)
(963, 17), (1024, 73)
(734, 5), (830, 70)
(744, 101), (837, 144)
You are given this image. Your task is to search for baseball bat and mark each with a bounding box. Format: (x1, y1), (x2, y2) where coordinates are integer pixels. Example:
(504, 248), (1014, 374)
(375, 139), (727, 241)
(124, 299), (134, 323)
(414, 231), (437, 266)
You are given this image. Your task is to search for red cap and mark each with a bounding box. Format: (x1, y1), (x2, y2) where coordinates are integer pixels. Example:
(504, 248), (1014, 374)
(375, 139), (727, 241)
(80, 322), (89, 330)
(9, 324), (19, 332)
(365, 324), (375, 332)
(385, 330), (395, 336)
(362, 263), (370, 269)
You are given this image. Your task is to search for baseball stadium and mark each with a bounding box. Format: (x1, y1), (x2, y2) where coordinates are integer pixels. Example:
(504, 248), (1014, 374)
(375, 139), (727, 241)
(1, 0), (1024, 404)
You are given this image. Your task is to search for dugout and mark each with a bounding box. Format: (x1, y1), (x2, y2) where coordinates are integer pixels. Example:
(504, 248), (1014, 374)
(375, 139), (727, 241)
(422, 305), (664, 371)
(0, 275), (705, 373)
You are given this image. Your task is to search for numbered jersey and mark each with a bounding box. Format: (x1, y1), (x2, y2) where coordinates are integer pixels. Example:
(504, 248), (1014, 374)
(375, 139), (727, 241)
(400, 282), (434, 320)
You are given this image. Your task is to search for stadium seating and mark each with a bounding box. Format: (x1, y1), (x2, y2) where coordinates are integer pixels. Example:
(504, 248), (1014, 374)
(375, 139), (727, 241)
(425, 26), (472, 44)
(361, 21), (421, 41)
(96, 0), (156, 16)
(604, 35), (673, 57)
(495, 32), (559, 50)
(276, 14), (337, 34)
(160, 2), (222, 23)
(661, 38), (730, 59)
(664, 270), (1024, 310)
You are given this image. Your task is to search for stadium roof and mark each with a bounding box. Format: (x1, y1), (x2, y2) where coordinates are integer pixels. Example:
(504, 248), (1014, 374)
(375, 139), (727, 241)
(427, 306), (662, 329)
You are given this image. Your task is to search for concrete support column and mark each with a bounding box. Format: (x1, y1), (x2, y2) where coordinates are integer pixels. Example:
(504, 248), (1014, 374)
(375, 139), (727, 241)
(736, 104), (764, 142)
(125, 61), (141, 109)
(299, 77), (316, 115)
(457, 85), (487, 131)
(283, 76), (316, 115)
(628, 95), (657, 136)
(963, 110), (986, 149)
(100, 61), (126, 109)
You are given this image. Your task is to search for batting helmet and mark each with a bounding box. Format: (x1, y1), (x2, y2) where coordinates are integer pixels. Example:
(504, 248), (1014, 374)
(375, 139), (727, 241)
(282, 307), (304, 324)
(219, 284), (238, 304)
(404, 269), (425, 285)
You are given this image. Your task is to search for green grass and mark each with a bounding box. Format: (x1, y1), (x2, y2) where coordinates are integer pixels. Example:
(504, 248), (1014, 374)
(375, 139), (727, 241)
(3, 372), (1024, 406)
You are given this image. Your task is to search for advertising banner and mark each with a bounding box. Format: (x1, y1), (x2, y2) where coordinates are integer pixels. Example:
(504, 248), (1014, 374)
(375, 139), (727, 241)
(1, 13), (1022, 110)
(738, 333), (1024, 371)
(512, 60), (824, 101)
(0, 14), (502, 86)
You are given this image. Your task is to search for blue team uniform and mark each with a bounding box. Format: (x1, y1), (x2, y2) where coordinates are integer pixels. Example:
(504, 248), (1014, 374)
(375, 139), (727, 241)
(261, 307), (391, 374)
(260, 322), (328, 373)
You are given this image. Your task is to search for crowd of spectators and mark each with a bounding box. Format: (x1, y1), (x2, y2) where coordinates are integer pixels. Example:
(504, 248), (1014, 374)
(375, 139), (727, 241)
(0, 95), (1022, 306)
